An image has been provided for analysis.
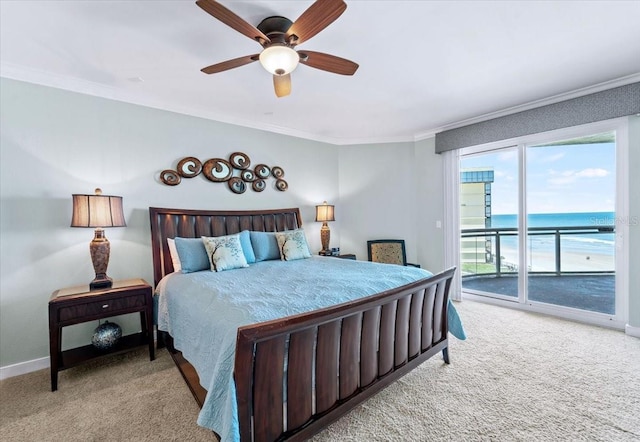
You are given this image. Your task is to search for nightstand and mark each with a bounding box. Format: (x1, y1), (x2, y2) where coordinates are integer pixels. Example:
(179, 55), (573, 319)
(320, 253), (356, 260)
(48, 278), (155, 391)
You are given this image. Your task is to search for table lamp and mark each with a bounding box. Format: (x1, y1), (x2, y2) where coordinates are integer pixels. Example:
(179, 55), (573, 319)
(315, 201), (335, 255)
(71, 188), (126, 290)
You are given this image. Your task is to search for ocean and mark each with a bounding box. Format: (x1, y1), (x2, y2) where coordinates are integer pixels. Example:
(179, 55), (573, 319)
(491, 212), (615, 256)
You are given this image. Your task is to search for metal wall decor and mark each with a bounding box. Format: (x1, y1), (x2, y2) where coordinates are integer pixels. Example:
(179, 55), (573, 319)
(160, 152), (287, 194)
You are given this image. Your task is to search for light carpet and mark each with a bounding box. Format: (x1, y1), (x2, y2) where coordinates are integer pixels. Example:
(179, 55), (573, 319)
(1, 301), (638, 441)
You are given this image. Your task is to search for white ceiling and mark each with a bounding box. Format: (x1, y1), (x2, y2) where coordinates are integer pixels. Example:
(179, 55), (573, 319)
(2, 0), (640, 145)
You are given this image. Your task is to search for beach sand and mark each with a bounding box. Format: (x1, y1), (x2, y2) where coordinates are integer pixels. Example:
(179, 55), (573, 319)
(500, 247), (614, 272)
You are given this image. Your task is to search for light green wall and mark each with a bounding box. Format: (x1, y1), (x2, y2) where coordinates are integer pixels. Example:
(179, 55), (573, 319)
(414, 137), (445, 271)
(336, 137), (447, 273)
(0, 78), (341, 367)
(337, 141), (418, 264)
(2, 80), (437, 369)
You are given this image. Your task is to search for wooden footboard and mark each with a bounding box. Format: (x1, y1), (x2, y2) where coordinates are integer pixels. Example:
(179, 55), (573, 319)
(234, 267), (455, 442)
(149, 207), (455, 441)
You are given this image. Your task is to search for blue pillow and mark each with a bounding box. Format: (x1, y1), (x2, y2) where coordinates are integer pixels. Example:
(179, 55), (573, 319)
(174, 237), (209, 273)
(250, 231), (280, 262)
(239, 230), (256, 264)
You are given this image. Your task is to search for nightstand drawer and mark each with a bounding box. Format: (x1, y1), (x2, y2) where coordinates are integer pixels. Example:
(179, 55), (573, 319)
(58, 294), (146, 322)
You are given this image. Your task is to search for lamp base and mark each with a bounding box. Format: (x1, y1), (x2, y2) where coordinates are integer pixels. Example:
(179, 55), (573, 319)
(89, 228), (113, 291)
(90, 275), (113, 290)
(320, 223), (331, 255)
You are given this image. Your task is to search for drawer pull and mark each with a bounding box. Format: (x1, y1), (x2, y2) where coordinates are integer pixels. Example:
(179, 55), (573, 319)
(102, 304), (109, 309)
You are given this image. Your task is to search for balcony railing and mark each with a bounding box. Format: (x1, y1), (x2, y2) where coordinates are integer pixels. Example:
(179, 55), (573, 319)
(461, 225), (615, 277)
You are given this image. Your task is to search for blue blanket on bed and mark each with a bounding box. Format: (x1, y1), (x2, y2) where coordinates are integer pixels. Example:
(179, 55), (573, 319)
(156, 257), (465, 442)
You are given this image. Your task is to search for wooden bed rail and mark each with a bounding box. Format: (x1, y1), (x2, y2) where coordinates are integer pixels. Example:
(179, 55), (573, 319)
(234, 267), (456, 442)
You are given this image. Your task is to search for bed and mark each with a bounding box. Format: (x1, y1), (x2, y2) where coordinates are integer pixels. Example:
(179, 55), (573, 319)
(149, 206), (458, 442)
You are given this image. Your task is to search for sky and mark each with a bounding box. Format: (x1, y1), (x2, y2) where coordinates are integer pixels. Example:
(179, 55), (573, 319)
(461, 142), (616, 215)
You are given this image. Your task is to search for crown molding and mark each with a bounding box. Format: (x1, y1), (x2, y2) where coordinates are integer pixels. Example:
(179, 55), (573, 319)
(0, 62), (360, 145)
(3, 62), (639, 147)
(415, 73), (640, 139)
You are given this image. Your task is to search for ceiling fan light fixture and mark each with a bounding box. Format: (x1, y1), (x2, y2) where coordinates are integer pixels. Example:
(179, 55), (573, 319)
(259, 45), (299, 76)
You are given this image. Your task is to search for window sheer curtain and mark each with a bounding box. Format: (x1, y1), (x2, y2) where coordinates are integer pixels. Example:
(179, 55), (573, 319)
(443, 149), (462, 301)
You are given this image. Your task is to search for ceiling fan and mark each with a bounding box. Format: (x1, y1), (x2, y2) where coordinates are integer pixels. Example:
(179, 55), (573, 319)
(196, 0), (359, 97)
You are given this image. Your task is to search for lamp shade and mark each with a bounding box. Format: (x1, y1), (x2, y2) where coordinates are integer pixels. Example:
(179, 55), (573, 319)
(71, 189), (126, 228)
(259, 45), (300, 76)
(315, 202), (335, 223)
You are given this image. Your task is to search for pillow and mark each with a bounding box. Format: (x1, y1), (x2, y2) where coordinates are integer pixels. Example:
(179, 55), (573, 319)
(174, 237), (209, 273)
(202, 234), (249, 272)
(250, 231), (280, 262)
(275, 229), (312, 261)
(238, 230), (256, 264)
(167, 238), (182, 273)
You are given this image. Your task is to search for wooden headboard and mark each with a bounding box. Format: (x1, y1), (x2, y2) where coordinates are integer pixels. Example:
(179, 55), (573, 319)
(149, 207), (303, 287)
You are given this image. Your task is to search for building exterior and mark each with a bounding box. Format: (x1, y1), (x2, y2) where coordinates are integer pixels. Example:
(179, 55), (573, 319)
(460, 168), (494, 267)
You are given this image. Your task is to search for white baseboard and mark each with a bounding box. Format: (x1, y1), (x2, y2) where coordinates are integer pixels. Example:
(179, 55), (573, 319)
(0, 356), (50, 380)
(0, 331), (158, 381)
(626, 324), (640, 338)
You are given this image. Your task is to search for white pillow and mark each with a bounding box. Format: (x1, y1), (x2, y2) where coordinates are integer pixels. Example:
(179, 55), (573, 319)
(167, 238), (182, 273)
(275, 229), (312, 261)
(202, 234), (249, 272)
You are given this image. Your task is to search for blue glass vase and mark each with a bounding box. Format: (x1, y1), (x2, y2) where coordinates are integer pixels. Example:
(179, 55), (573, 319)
(91, 321), (122, 350)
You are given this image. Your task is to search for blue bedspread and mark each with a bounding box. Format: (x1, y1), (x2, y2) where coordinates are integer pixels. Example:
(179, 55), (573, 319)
(156, 257), (464, 441)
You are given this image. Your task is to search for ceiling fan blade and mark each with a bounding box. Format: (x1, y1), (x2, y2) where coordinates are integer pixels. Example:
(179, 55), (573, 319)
(286, 0), (346, 45)
(299, 51), (359, 75)
(201, 54), (259, 74)
(273, 74), (291, 97)
(196, 0), (270, 44)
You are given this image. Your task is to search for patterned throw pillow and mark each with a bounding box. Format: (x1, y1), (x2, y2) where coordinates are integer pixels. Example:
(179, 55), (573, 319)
(370, 243), (404, 265)
(275, 229), (312, 261)
(202, 234), (249, 272)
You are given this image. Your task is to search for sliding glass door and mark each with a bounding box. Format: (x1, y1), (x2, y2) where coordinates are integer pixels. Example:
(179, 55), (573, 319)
(459, 121), (626, 323)
(460, 148), (519, 299)
(526, 133), (616, 314)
